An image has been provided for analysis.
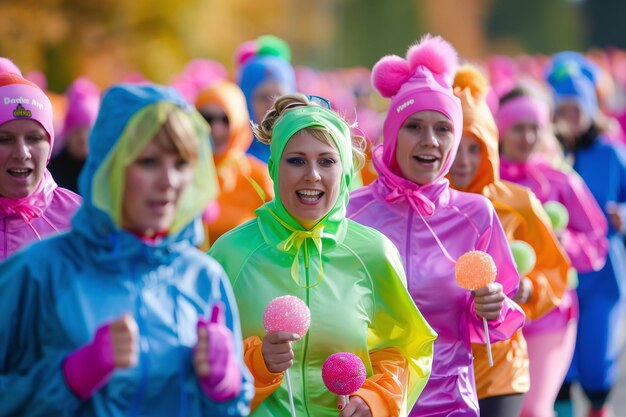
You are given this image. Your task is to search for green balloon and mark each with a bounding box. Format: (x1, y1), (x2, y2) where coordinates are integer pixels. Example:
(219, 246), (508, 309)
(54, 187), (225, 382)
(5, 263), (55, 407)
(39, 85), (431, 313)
(543, 201), (569, 233)
(510, 240), (536, 276)
(567, 267), (578, 289)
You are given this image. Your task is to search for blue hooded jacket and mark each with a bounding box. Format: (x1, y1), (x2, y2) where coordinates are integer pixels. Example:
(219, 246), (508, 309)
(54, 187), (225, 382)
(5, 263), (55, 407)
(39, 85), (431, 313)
(0, 83), (253, 416)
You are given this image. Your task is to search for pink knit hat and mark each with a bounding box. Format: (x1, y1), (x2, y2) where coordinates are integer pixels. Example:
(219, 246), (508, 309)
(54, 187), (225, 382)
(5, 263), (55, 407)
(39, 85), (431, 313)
(0, 73), (54, 159)
(62, 76), (100, 135)
(371, 34), (462, 180)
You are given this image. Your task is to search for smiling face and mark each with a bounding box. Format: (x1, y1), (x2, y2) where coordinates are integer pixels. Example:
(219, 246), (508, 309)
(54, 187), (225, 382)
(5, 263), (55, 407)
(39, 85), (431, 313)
(450, 134), (482, 189)
(121, 129), (195, 235)
(278, 129), (342, 230)
(395, 110), (455, 185)
(0, 119), (50, 198)
(500, 119), (541, 162)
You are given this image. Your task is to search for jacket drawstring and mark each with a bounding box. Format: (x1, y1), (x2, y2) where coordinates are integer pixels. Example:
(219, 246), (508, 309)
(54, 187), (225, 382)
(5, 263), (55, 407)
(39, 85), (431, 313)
(0, 202), (45, 240)
(266, 207), (324, 288)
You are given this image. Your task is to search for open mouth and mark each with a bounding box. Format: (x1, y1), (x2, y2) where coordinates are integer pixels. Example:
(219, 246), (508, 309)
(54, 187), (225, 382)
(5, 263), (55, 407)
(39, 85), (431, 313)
(148, 200), (175, 212)
(413, 155), (438, 164)
(7, 168), (32, 178)
(297, 189), (323, 203)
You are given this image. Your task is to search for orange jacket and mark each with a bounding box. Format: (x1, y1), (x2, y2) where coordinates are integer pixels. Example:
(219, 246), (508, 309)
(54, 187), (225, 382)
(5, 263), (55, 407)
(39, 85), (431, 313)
(449, 66), (571, 398)
(196, 81), (273, 249)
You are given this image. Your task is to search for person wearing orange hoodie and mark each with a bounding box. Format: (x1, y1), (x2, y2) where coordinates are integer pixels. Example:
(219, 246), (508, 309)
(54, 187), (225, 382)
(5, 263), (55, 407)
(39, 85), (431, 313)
(448, 65), (571, 416)
(195, 80), (274, 248)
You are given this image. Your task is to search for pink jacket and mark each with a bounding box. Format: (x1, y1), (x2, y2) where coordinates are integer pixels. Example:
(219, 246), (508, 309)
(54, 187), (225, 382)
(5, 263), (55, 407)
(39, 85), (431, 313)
(500, 156), (608, 273)
(499, 156), (608, 335)
(348, 146), (525, 416)
(0, 170), (81, 260)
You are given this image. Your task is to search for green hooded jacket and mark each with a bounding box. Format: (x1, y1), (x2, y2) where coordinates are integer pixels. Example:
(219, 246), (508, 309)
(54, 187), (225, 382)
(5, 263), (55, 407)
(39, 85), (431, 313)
(210, 105), (436, 416)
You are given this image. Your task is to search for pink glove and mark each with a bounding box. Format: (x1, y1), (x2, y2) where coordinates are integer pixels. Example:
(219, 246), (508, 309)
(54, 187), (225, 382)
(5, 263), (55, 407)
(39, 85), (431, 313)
(63, 323), (116, 400)
(63, 314), (138, 400)
(194, 302), (242, 402)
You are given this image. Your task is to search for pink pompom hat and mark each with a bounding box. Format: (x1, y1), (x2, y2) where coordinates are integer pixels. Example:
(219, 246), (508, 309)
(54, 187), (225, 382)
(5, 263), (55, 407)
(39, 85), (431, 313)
(371, 34), (463, 180)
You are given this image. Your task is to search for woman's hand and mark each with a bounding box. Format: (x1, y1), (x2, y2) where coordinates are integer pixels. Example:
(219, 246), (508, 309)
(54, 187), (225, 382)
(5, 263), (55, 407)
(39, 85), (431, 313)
(512, 277), (533, 305)
(193, 303), (242, 401)
(261, 332), (300, 373)
(109, 314), (139, 368)
(339, 396), (372, 417)
(472, 282), (505, 320)
(193, 303), (234, 378)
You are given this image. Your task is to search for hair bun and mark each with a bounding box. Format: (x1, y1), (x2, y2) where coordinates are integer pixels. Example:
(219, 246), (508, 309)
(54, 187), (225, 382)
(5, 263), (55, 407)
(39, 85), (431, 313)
(371, 55), (411, 98)
(454, 64), (488, 98)
(406, 34), (458, 86)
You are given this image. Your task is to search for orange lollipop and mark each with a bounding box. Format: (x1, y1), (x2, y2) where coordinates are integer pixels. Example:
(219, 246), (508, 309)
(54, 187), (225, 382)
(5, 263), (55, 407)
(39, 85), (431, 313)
(455, 250), (497, 291)
(455, 250), (497, 366)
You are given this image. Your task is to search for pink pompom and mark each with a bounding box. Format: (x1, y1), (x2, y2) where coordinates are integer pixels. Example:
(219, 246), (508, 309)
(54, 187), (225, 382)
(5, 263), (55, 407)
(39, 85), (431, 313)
(406, 34), (458, 85)
(263, 295), (310, 337)
(0, 57), (22, 76)
(371, 55), (411, 98)
(322, 352), (367, 396)
(234, 40), (259, 68)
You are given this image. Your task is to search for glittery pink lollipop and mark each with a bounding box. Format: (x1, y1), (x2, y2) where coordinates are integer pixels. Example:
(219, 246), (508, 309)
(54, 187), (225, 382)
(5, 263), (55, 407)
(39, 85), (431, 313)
(322, 352), (367, 410)
(263, 295), (311, 336)
(455, 250), (497, 367)
(263, 296), (311, 417)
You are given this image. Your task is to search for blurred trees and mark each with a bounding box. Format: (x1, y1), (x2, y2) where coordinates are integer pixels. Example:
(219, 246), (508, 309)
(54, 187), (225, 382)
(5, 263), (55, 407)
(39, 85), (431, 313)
(0, 0), (623, 93)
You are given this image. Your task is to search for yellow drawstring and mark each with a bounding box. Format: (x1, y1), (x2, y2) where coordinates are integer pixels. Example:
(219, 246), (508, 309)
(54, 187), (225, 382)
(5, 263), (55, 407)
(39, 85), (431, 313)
(245, 175), (267, 204)
(266, 207), (324, 288)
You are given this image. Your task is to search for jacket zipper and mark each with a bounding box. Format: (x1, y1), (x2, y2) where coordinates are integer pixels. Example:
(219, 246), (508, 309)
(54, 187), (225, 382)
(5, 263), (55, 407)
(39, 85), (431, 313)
(301, 250), (311, 416)
(406, 209), (414, 280)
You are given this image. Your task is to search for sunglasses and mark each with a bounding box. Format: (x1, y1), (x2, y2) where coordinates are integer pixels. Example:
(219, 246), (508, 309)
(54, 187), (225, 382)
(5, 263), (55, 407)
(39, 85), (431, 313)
(284, 94), (333, 111)
(307, 94), (332, 109)
(201, 113), (229, 126)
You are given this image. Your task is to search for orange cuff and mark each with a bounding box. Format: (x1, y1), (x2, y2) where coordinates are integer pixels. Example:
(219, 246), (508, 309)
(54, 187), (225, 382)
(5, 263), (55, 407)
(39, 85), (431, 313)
(351, 348), (408, 417)
(243, 336), (284, 410)
(243, 336), (283, 385)
(354, 380), (391, 417)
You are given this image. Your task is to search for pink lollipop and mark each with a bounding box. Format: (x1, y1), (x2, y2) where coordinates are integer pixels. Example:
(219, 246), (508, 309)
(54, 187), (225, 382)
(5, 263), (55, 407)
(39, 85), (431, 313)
(263, 295), (311, 336)
(263, 296), (311, 417)
(322, 352), (367, 410)
(454, 250), (497, 366)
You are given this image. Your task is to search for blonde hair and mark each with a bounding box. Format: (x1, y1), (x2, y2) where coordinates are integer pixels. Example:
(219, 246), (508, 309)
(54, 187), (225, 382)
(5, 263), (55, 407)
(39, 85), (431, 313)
(154, 108), (200, 163)
(252, 93), (366, 172)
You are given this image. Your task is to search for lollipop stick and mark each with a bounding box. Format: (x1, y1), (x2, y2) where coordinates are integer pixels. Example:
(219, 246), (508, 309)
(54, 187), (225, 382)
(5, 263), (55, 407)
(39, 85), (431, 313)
(483, 317), (493, 367)
(338, 395), (349, 410)
(285, 369), (296, 417)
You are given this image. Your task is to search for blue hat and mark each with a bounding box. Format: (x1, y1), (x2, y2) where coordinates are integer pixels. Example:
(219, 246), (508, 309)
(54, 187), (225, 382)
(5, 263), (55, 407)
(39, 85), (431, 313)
(238, 55), (296, 123)
(546, 51), (599, 120)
